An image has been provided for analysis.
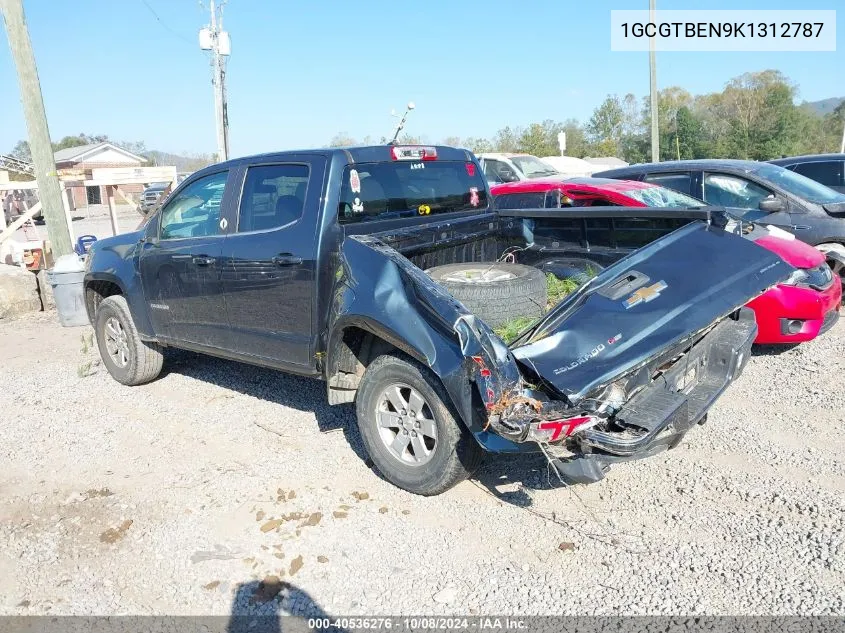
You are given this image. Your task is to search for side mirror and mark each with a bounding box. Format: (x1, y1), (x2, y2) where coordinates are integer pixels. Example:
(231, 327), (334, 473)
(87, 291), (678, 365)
(759, 196), (784, 213)
(500, 168), (519, 183)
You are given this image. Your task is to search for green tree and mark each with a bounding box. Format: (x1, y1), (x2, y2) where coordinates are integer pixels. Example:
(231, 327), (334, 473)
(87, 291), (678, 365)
(491, 126), (522, 152)
(328, 132), (357, 147)
(586, 95), (625, 155)
(9, 139), (31, 161)
(674, 106), (703, 159)
(559, 119), (589, 158)
(462, 137), (493, 154)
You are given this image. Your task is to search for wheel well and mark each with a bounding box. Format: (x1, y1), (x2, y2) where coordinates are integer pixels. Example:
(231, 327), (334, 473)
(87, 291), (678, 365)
(85, 280), (122, 322)
(326, 327), (401, 405)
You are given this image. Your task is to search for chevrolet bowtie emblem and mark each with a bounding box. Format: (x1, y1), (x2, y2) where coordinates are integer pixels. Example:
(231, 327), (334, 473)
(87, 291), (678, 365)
(623, 280), (667, 309)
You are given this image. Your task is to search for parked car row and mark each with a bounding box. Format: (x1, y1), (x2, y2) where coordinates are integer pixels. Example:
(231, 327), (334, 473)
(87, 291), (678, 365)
(593, 159), (845, 293)
(491, 177), (841, 344)
(84, 144), (831, 497)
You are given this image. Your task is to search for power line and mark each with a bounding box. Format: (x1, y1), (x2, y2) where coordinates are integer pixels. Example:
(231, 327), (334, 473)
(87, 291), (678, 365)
(138, 0), (195, 46)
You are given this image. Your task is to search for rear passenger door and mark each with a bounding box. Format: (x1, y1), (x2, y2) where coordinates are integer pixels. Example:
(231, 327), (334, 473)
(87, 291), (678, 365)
(220, 157), (326, 368)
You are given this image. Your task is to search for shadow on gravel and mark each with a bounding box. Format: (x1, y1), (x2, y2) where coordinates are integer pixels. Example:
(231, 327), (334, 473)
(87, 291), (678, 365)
(159, 351), (571, 506)
(160, 349), (368, 462)
(227, 578), (347, 632)
(752, 343), (801, 356)
(472, 452), (564, 508)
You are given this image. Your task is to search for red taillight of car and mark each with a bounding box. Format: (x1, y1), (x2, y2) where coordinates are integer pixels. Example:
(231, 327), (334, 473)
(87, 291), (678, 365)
(532, 416), (596, 442)
(391, 146), (438, 161)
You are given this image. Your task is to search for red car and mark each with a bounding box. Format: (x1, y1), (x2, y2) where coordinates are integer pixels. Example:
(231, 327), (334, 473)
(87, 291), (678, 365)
(492, 178), (841, 344)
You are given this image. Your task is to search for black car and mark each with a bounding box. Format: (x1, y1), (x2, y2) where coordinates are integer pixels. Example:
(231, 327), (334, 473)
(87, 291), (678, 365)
(768, 154), (845, 193)
(594, 159), (845, 290)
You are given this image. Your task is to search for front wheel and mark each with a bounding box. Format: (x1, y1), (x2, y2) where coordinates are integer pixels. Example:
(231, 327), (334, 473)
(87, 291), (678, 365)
(355, 354), (484, 495)
(94, 295), (164, 385)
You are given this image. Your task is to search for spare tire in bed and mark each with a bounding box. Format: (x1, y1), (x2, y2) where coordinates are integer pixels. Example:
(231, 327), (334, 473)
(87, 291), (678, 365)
(426, 263), (547, 328)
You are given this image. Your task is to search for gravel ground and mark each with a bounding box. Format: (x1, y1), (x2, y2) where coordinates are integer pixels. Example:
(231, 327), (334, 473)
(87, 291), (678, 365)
(1, 312), (843, 617)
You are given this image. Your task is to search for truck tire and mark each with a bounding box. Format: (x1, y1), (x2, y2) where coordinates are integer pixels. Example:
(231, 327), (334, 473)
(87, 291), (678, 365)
(426, 263), (547, 328)
(355, 353), (483, 496)
(94, 295), (164, 386)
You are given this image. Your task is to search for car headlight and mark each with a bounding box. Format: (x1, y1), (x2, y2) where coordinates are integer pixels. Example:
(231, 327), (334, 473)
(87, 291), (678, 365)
(781, 268), (810, 286)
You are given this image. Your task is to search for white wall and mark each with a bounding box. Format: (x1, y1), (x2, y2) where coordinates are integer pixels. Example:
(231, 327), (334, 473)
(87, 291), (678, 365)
(81, 148), (142, 164)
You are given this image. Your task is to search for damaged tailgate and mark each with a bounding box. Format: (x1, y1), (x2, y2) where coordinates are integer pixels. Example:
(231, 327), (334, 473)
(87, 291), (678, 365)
(511, 222), (793, 401)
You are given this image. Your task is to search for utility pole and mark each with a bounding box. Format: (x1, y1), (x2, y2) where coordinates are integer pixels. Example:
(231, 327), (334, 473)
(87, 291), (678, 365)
(648, 0), (660, 163)
(200, 0), (230, 162)
(0, 0), (73, 257)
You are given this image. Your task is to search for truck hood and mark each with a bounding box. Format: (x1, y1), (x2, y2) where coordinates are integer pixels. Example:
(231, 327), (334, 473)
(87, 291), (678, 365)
(511, 222), (792, 400)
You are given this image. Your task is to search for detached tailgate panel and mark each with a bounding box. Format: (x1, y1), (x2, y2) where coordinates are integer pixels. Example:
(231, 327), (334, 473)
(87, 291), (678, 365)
(513, 222), (792, 399)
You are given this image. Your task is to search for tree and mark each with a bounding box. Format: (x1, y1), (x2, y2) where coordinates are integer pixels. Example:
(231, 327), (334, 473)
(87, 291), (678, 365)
(491, 126), (521, 152)
(9, 139), (31, 161)
(441, 136), (463, 148)
(675, 106), (703, 159)
(559, 119), (589, 158)
(328, 132), (357, 147)
(586, 95), (626, 156)
(462, 137), (493, 154)
(52, 133), (109, 151)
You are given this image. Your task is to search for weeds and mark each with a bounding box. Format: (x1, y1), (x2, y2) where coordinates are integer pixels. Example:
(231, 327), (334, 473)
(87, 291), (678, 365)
(493, 274), (582, 344)
(78, 332), (95, 378)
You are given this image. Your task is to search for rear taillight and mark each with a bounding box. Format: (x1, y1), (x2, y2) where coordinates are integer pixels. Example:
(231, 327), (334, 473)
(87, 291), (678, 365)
(391, 146), (437, 161)
(529, 416), (597, 443)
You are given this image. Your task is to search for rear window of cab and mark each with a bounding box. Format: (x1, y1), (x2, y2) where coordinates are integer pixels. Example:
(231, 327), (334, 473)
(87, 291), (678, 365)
(338, 160), (488, 224)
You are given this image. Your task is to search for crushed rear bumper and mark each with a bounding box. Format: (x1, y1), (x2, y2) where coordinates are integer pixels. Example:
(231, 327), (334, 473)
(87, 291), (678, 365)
(551, 309), (757, 484)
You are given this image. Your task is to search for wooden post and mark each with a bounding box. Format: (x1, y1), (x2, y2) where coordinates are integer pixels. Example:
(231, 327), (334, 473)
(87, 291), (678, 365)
(0, 0), (74, 256)
(106, 185), (119, 235)
(60, 184), (74, 245)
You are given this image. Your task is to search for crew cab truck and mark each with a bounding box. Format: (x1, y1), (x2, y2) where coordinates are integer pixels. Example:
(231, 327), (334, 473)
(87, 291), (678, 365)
(84, 145), (792, 495)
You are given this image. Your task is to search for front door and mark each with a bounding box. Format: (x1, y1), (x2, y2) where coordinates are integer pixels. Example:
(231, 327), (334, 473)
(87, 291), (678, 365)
(702, 171), (793, 229)
(139, 169), (233, 348)
(220, 159), (324, 367)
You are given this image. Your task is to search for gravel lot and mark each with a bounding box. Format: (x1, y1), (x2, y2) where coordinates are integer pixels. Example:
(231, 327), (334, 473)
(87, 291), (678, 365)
(1, 312), (843, 617)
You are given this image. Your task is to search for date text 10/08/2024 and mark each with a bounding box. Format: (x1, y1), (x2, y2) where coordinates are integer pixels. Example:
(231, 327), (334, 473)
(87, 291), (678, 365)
(307, 617), (527, 630)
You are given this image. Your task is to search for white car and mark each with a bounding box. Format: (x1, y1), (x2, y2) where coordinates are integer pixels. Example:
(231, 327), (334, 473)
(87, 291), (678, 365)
(477, 153), (562, 185)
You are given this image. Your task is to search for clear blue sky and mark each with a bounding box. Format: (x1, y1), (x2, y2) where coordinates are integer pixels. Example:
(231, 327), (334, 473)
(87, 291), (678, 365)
(0, 0), (842, 158)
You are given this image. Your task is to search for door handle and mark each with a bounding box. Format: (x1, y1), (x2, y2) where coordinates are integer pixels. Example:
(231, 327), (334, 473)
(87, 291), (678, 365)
(272, 254), (303, 266)
(192, 255), (216, 266)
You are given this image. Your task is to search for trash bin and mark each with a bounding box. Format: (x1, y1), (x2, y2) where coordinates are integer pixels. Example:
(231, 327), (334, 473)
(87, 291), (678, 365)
(47, 254), (88, 327)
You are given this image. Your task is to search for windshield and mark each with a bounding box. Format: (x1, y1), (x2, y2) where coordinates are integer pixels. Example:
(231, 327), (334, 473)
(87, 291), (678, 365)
(751, 163), (845, 205)
(510, 156), (559, 178)
(338, 160), (489, 224)
(622, 185), (705, 208)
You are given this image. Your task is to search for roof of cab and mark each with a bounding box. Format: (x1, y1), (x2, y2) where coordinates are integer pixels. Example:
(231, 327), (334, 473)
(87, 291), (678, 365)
(204, 145), (474, 171)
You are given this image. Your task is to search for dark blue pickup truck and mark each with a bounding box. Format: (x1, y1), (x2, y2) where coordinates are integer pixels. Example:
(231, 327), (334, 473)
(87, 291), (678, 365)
(84, 145), (791, 494)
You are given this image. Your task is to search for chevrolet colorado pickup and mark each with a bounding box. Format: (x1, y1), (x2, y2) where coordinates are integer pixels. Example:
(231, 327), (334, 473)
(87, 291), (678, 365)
(84, 145), (791, 495)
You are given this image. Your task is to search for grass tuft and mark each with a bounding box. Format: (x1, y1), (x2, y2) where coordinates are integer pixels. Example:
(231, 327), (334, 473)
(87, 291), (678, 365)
(493, 273), (583, 344)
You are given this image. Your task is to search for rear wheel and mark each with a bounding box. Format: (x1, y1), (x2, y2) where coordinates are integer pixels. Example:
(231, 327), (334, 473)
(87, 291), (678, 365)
(94, 295), (164, 385)
(355, 354), (483, 495)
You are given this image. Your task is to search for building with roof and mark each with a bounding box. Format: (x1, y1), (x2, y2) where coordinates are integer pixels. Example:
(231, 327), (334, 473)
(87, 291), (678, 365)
(54, 142), (146, 206)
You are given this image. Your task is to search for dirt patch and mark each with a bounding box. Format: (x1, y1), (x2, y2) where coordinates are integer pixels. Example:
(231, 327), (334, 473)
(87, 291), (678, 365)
(99, 519), (133, 544)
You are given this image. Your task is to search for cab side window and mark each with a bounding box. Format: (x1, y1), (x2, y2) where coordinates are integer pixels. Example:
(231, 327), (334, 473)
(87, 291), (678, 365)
(237, 164), (309, 232)
(159, 171), (228, 240)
